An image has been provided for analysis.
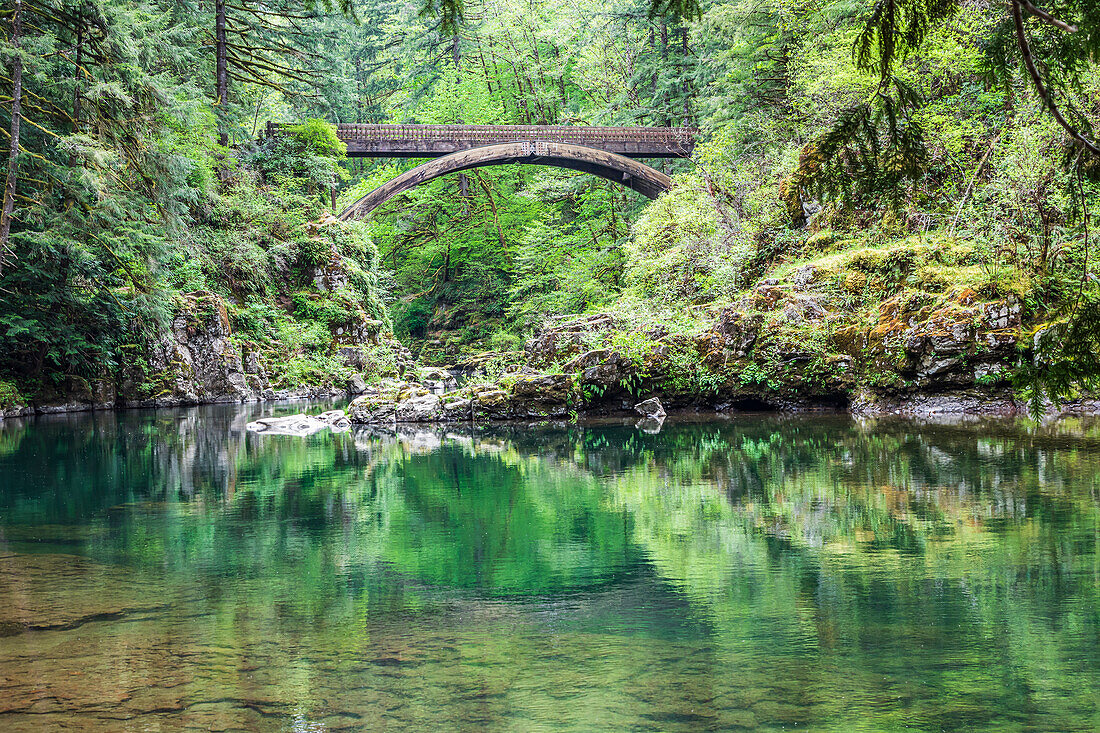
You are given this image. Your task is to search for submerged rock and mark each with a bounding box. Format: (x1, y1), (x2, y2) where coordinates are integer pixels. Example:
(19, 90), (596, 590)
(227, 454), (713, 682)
(348, 372), (579, 424)
(246, 410), (350, 435)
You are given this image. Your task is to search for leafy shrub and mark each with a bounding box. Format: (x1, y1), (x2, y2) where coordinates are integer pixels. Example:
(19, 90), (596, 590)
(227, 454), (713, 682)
(489, 330), (523, 352)
(393, 298), (433, 338)
(0, 379), (25, 409)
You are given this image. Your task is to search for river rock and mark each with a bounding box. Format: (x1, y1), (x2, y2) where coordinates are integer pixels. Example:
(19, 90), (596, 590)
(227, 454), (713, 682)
(349, 391), (398, 424)
(347, 374), (368, 395)
(417, 366), (459, 394)
(633, 397), (667, 419)
(395, 393), (443, 422)
(449, 350), (525, 380)
(317, 410), (351, 428)
(469, 386), (514, 419)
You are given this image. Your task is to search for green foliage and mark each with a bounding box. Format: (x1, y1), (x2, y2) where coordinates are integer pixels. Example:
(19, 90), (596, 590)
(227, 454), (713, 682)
(247, 124), (348, 198)
(1, 0), (1098, 407)
(799, 77), (930, 202)
(1016, 293), (1100, 416)
(286, 119), (348, 159)
(627, 178), (754, 304)
(393, 298), (434, 339)
(488, 330), (523, 352)
(797, 0), (1100, 208)
(0, 380), (24, 409)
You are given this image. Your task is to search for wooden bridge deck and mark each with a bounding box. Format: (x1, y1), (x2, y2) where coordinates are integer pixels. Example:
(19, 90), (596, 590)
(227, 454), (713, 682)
(269, 123), (696, 159)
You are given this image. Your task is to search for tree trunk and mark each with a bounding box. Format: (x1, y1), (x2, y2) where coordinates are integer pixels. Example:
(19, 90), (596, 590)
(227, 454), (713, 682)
(73, 22), (82, 130)
(0, 0), (23, 263)
(355, 55), (363, 123)
(681, 27), (690, 125)
(215, 0), (228, 148)
(650, 26), (657, 114)
(660, 22), (668, 126)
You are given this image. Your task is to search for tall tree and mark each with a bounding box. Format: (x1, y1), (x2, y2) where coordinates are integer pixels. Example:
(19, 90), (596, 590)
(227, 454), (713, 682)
(0, 0), (22, 264)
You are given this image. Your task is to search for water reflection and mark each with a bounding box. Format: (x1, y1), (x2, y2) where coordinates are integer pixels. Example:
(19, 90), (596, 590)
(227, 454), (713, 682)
(0, 406), (1098, 731)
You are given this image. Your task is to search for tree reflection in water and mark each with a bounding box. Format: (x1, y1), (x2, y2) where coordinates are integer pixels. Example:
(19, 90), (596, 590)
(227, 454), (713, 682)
(0, 406), (1097, 731)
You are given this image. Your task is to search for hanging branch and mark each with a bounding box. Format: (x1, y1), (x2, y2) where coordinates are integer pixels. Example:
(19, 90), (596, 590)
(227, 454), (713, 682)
(1019, 0), (1077, 33)
(1010, 0), (1100, 156)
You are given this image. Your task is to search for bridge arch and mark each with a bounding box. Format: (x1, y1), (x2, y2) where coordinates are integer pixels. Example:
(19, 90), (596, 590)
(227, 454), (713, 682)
(338, 142), (672, 220)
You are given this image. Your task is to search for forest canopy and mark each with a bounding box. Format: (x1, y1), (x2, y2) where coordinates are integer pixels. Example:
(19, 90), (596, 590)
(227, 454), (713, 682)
(0, 0), (1097, 409)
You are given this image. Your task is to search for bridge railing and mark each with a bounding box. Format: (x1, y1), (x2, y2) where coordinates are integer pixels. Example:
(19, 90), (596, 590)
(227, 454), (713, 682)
(334, 123), (695, 143)
(267, 122), (696, 145)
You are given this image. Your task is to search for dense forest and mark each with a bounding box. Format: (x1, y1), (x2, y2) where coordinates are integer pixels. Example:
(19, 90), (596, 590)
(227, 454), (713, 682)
(0, 0), (1098, 413)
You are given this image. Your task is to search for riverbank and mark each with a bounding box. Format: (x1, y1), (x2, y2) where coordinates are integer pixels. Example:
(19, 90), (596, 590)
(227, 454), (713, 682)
(3, 232), (1095, 422)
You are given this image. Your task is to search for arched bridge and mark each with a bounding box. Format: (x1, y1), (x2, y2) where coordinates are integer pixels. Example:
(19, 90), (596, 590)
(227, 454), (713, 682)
(268, 124), (697, 219)
(331, 124), (695, 159)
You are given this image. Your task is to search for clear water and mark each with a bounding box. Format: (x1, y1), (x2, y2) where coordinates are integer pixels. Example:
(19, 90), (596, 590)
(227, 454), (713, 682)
(0, 404), (1098, 732)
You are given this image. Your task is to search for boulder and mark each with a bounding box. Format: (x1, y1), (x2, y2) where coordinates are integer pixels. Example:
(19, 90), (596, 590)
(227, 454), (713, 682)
(863, 290), (1023, 391)
(347, 374), (368, 395)
(511, 373), (574, 403)
(395, 393), (442, 422)
(441, 397), (473, 421)
(317, 410), (351, 429)
(470, 386), (514, 420)
(349, 392), (398, 424)
(525, 313), (619, 368)
(633, 397), (667, 419)
(449, 351), (524, 381)
(417, 366), (459, 395)
(697, 309), (763, 366)
(130, 291), (272, 406)
(562, 349), (614, 373)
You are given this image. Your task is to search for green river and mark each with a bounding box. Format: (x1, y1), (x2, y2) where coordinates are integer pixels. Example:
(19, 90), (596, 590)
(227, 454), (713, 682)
(0, 405), (1098, 731)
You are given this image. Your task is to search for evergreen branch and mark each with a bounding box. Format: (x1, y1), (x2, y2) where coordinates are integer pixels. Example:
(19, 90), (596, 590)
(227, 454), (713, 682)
(225, 3), (318, 21)
(0, 75), (75, 121)
(225, 51), (321, 83)
(222, 38), (325, 61)
(225, 69), (321, 98)
(15, 112), (60, 139)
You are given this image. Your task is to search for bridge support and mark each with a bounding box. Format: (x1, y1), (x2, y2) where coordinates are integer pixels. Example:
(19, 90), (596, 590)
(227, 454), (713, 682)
(338, 142), (672, 220)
